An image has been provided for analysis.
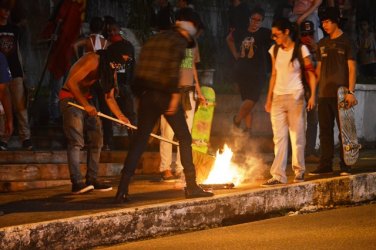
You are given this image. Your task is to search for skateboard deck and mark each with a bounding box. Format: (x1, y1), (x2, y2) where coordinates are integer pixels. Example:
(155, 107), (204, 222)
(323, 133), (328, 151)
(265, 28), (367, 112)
(337, 86), (361, 166)
(191, 86), (215, 154)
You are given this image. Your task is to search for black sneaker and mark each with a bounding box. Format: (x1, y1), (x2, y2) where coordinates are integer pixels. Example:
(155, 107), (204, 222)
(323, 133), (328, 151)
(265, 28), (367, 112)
(72, 183), (94, 194)
(87, 180), (112, 191)
(185, 185), (214, 198)
(22, 139), (33, 150)
(308, 165), (333, 176)
(0, 141), (8, 151)
(261, 178), (285, 187)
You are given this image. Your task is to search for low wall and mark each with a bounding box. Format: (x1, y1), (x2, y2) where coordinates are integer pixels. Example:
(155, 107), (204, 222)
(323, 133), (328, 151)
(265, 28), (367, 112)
(353, 84), (376, 143)
(1, 173), (375, 249)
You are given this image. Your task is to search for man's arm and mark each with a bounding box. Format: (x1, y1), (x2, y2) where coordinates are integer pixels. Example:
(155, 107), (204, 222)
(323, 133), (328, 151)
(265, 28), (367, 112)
(193, 64), (205, 104)
(226, 31), (239, 60)
(303, 56), (317, 111)
(345, 59), (357, 107)
(104, 88), (130, 124)
(0, 84), (13, 137)
(265, 53), (276, 113)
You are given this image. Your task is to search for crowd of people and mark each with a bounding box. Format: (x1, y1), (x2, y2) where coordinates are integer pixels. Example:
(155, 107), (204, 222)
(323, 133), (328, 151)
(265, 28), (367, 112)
(0, 0), (373, 201)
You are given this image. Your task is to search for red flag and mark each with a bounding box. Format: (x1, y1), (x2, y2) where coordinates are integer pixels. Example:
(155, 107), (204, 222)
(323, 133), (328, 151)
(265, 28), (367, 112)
(41, 0), (85, 79)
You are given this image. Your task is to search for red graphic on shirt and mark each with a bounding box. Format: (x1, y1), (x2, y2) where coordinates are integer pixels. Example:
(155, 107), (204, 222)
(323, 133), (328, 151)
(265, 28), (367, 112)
(0, 34), (16, 56)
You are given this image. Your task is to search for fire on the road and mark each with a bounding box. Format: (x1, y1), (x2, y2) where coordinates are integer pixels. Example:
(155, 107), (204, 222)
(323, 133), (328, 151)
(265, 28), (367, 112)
(202, 144), (244, 186)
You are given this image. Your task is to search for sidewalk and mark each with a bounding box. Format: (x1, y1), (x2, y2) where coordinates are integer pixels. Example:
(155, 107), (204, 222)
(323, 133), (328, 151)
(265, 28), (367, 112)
(0, 150), (375, 249)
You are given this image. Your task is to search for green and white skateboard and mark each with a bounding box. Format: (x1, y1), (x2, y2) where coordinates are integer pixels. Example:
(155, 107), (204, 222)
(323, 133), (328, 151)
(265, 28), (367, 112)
(191, 86), (215, 154)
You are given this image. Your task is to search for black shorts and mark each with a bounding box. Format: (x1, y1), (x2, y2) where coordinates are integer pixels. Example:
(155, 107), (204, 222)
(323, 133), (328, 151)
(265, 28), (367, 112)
(236, 74), (265, 102)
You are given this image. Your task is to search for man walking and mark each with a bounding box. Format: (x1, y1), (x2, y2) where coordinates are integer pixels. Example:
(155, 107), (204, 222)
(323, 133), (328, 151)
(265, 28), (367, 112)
(115, 18), (214, 203)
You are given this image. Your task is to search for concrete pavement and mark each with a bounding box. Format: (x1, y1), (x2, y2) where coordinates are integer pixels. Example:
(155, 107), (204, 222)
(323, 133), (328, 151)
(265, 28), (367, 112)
(0, 150), (375, 249)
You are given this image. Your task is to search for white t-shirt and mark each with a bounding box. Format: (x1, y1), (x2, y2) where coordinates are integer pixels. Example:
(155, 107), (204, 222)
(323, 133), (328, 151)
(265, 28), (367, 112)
(268, 44), (310, 95)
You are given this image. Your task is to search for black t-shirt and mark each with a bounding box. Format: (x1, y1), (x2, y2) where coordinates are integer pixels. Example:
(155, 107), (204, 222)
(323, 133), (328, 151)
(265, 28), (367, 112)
(317, 33), (356, 97)
(233, 27), (272, 76)
(0, 23), (23, 78)
(116, 40), (135, 86)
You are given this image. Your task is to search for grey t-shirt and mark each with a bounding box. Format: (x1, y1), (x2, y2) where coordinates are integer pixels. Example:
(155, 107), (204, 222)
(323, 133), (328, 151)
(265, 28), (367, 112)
(179, 47), (200, 87)
(317, 33), (356, 98)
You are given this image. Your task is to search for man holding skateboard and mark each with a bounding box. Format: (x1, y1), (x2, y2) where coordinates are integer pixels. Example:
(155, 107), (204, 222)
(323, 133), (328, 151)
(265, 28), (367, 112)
(309, 7), (357, 176)
(59, 42), (130, 194)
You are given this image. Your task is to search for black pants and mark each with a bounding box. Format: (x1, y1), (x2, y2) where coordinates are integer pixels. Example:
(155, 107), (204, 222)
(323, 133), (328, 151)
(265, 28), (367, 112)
(121, 89), (195, 178)
(306, 105), (318, 155)
(318, 97), (345, 167)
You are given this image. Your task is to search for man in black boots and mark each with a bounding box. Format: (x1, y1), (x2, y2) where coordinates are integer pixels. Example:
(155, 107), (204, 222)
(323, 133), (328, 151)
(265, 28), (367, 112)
(115, 16), (214, 203)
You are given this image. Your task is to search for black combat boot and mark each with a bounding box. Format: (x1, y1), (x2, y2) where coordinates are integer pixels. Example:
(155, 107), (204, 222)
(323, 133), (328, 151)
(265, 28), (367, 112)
(184, 171), (214, 198)
(114, 173), (131, 204)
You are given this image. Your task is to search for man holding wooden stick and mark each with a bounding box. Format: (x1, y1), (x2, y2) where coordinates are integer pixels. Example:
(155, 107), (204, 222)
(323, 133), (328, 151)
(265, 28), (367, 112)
(59, 41), (131, 194)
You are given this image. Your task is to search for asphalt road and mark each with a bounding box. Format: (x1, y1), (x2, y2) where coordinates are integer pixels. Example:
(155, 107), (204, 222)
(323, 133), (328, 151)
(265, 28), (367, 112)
(99, 203), (376, 250)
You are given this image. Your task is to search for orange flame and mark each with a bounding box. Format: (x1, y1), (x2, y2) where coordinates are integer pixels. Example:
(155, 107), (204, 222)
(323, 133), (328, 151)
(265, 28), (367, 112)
(203, 144), (244, 186)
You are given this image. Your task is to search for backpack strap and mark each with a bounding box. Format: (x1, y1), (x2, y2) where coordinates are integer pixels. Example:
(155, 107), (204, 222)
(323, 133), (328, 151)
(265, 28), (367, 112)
(273, 44), (280, 59)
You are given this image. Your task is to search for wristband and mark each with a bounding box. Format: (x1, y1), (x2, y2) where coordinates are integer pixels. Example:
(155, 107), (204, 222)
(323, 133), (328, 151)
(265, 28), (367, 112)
(348, 90), (355, 95)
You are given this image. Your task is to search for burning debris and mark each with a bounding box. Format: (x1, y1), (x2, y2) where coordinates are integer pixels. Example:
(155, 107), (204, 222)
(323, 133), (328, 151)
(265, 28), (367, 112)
(199, 144), (245, 189)
(199, 183), (235, 190)
(193, 143), (268, 189)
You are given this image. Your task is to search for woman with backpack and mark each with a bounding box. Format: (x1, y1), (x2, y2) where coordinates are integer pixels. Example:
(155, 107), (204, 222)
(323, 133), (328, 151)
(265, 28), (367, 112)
(263, 18), (316, 186)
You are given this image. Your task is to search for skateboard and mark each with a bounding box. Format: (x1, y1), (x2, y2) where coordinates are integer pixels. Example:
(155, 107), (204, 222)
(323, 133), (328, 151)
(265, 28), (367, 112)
(191, 86), (216, 154)
(337, 86), (361, 166)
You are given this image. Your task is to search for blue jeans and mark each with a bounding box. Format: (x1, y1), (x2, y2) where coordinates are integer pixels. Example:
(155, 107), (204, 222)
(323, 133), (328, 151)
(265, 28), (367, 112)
(60, 98), (103, 184)
(121, 89), (195, 178)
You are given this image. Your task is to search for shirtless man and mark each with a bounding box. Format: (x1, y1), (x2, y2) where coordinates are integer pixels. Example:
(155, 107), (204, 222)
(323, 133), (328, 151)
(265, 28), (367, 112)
(59, 41), (130, 194)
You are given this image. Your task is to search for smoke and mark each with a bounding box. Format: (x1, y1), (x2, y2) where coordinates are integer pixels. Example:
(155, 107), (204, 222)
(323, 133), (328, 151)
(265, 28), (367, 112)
(226, 130), (271, 185)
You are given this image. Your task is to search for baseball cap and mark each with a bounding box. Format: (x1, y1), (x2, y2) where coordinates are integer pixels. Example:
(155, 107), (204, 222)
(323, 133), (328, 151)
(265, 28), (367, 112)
(300, 20), (314, 35)
(320, 7), (340, 24)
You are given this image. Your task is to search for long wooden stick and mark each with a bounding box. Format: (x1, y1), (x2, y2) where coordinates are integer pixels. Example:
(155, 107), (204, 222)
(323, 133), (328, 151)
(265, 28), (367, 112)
(68, 102), (179, 146)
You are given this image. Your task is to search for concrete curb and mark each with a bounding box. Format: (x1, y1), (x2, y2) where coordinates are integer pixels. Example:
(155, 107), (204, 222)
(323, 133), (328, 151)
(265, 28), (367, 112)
(1, 173), (375, 249)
